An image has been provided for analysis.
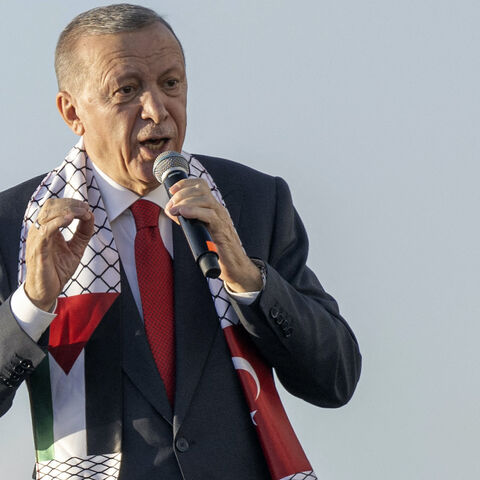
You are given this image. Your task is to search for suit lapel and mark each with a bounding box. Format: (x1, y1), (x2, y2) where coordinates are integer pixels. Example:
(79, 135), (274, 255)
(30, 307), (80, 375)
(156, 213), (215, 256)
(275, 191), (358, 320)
(120, 265), (173, 424)
(172, 223), (221, 434)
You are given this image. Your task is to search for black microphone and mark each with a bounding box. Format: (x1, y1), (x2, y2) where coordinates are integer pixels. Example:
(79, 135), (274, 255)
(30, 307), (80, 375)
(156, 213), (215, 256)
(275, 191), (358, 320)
(153, 151), (221, 278)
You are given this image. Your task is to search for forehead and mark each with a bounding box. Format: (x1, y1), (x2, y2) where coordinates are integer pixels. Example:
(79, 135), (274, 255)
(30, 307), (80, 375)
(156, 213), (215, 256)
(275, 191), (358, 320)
(76, 23), (184, 80)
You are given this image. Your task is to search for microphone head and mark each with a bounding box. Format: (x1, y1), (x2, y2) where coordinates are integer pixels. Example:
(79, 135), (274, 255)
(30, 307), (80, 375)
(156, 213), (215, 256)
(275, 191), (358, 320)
(153, 151), (189, 184)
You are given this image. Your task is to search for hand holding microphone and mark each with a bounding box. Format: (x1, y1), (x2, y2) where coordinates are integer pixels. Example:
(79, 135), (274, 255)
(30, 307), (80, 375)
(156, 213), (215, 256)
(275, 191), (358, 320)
(153, 151), (221, 278)
(153, 151), (263, 292)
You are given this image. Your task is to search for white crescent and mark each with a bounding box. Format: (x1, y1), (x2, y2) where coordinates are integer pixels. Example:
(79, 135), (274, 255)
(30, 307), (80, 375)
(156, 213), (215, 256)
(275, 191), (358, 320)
(232, 356), (261, 400)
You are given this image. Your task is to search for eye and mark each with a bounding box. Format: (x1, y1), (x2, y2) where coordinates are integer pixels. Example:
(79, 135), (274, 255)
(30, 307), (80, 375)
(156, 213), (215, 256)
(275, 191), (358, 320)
(114, 85), (137, 98)
(164, 78), (179, 89)
(120, 86), (134, 94)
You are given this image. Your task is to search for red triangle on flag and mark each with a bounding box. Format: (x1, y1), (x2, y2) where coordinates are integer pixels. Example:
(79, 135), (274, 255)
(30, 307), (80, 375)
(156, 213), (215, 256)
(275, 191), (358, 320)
(48, 293), (119, 374)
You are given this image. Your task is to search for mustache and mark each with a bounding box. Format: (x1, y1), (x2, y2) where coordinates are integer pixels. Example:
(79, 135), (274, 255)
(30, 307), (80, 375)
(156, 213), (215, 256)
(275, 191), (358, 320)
(137, 124), (174, 141)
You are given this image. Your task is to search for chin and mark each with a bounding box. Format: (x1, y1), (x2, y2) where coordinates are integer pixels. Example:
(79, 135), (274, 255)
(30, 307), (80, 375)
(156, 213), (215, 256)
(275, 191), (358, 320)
(140, 171), (161, 191)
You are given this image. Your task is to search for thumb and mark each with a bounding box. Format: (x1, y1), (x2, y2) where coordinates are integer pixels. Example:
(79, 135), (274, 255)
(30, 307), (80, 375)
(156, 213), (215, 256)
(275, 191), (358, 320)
(165, 200), (181, 225)
(68, 211), (95, 257)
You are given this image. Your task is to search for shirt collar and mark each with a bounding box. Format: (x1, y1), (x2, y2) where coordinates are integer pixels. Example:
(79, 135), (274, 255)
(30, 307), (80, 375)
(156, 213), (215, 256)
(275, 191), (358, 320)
(88, 157), (170, 222)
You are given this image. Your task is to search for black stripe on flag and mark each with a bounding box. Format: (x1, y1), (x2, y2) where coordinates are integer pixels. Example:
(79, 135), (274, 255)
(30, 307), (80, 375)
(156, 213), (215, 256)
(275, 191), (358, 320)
(85, 294), (122, 454)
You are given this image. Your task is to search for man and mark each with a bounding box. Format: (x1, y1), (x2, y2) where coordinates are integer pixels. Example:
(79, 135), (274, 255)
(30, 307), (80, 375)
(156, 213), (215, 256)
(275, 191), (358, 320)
(0, 4), (361, 479)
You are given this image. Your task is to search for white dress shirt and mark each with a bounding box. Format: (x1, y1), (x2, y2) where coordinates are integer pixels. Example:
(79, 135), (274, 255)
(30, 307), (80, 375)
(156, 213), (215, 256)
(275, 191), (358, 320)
(12, 157), (258, 342)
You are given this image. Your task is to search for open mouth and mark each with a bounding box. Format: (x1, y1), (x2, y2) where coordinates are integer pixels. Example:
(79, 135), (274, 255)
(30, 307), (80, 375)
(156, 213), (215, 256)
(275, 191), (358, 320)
(139, 137), (170, 151)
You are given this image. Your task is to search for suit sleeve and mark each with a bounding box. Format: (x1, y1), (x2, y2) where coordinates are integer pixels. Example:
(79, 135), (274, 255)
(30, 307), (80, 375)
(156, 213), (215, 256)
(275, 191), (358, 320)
(233, 176), (362, 408)
(0, 250), (46, 417)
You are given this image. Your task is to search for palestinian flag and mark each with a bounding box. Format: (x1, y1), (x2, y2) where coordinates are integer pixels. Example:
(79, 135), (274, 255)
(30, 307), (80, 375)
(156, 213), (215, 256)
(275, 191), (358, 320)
(19, 141), (123, 479)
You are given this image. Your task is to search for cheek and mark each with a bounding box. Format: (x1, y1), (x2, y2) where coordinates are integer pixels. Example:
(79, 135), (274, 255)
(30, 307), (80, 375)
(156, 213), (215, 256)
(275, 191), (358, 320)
(113, 110), (140, 153)
(172, 103), (187, 138)
(123, 107), (143, 144)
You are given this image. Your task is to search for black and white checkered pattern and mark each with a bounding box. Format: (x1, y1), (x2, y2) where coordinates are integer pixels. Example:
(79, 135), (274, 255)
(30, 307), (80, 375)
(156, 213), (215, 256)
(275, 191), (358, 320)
(36, 453), (121, 480)
(282, 472), (317, 480)
(18, 143), (121, 295)
(187, 154), (239, 329)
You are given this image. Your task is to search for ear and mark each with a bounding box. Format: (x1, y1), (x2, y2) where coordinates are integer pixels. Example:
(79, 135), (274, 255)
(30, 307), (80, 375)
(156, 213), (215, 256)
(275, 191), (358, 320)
(56, 91), (85, 136)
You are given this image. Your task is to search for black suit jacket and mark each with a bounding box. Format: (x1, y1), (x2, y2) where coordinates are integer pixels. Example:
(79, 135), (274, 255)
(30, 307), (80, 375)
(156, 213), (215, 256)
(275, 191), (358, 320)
(0, 154), (361, 479)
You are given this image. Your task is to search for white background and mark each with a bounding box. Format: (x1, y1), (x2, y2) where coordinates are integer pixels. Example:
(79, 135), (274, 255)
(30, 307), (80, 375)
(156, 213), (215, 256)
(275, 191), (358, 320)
(1, 1), (479, 479)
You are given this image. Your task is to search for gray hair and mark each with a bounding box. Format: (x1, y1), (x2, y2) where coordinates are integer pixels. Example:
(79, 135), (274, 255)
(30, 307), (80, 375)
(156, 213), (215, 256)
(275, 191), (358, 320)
(55, 3), (184, 91)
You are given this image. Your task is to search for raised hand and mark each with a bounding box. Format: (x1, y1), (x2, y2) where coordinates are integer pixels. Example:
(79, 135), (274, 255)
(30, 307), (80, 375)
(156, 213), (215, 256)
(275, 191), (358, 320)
(24, 198), (95, 311)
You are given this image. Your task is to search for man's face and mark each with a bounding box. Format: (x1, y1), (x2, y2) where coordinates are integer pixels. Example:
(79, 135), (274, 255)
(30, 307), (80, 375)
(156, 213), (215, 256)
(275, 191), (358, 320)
(65, 23), (187, 195)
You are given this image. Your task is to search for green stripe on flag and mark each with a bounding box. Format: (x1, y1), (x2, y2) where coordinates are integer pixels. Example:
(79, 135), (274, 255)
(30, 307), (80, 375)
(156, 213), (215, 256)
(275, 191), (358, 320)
(28, 354), (55, 462)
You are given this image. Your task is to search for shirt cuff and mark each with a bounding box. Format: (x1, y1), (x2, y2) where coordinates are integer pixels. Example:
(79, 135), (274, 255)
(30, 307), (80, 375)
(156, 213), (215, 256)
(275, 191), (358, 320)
(223, 258), (267, 306)
(224, 283), (260, 305)
(11, 283), (57, 342)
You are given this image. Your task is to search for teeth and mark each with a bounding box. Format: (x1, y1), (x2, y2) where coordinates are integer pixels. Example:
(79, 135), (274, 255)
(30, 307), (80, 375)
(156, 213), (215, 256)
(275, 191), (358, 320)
(142, 139), (166, 151)
(144, 143), (164, 151)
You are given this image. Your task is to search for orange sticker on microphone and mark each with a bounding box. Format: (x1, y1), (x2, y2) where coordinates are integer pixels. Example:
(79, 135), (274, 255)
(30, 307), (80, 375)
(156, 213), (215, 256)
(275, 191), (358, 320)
(206, 241), (218, 253)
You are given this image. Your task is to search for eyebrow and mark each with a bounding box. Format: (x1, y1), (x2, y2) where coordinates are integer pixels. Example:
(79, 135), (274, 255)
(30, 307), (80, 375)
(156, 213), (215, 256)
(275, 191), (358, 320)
(108, 64), (185, 84)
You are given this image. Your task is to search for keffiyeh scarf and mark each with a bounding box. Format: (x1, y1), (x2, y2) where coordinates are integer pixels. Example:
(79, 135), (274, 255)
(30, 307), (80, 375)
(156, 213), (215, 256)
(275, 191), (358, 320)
(19, 139), (317, 480)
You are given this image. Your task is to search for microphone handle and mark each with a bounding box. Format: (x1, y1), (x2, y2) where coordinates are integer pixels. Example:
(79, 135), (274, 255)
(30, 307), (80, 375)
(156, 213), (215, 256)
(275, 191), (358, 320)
(164, 171), (221, 278)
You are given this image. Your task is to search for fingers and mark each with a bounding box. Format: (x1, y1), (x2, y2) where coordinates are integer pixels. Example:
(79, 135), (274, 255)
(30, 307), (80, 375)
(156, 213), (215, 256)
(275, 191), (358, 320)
(37, 198), (91, 226)
(34, 198), (95, 257)
(24, 199), (95, 311)
(166, 205), (219, 227)
(166, 179), (220, 223)
(27, 198), (94, 256)
(168, 178), (202, 196)
(168, 178), (213, 202)
(32, 199), (92, 238)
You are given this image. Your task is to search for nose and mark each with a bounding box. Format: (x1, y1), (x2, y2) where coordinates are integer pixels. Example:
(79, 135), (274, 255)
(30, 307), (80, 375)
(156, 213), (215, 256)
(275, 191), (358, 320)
(140, 89), (169, 124)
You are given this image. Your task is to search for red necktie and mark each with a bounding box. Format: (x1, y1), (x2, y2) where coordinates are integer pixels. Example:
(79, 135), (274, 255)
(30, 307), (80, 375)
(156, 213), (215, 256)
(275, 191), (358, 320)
(130, 199), (175, 404)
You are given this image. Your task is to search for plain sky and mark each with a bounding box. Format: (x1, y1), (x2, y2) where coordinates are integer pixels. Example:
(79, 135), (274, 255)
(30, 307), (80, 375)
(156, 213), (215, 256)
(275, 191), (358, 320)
(1, 1), (479, 479)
